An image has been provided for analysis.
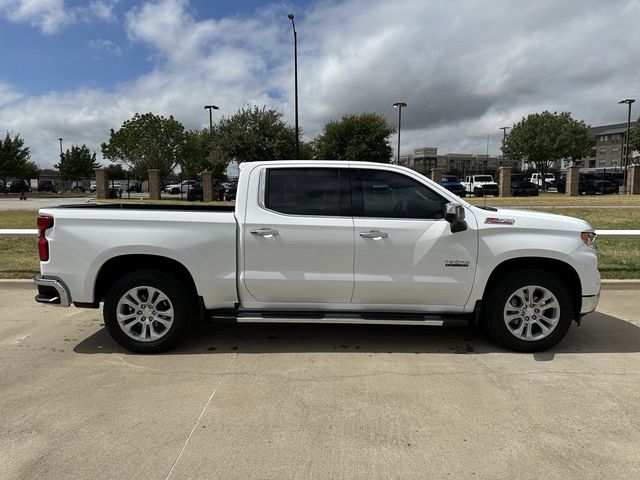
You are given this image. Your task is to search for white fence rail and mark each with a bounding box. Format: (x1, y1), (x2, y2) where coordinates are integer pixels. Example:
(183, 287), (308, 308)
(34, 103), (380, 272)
(1, 229), (639, 237)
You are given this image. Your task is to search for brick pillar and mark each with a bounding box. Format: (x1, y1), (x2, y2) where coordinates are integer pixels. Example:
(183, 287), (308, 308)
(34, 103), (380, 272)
(202, 171), (214, 202)
(95, 168), (109, 199)
(148, 169), (160, 200)
(629, 165), (640, 195)
(498, 166), (511, 197)
(566, 166), (580, 196)
(431, 168), (442, 184)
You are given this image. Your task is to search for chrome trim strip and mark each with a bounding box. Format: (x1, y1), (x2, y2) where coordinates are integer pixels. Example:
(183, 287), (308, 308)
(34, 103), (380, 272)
(580, 294), (600, 315)
(237, 316), (445, 326)
(33, 274), (71, 307)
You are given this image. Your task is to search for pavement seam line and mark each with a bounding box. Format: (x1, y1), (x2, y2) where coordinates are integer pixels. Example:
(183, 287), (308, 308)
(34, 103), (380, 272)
(164, 351), (238, 480)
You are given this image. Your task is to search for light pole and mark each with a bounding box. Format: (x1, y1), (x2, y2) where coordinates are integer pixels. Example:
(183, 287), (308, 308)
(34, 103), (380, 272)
(392, 102), (407, 164)
(619, 98), (635, 194)
(499, 126), (510, 167)
(58, 138), (63, 156)
(288, 13), (299, 159)
(204, 105), (219, 131)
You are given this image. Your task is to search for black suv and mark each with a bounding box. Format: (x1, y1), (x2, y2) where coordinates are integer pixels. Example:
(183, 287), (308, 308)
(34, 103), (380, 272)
(9, 179), (31, 193)
(38, 180), (58, 193)
(510, 174), (538, 196)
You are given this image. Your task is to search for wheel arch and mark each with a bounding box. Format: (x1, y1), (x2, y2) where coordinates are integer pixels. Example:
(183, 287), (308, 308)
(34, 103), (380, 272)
(482, 257), (582, 318)
(94, 254), (199, 306)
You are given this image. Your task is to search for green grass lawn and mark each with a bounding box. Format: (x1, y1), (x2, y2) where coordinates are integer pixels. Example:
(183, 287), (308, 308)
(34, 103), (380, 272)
(1, 204), (639, 279)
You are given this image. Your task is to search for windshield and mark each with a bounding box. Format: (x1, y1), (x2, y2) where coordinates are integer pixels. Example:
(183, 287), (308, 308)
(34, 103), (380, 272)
(442, 176), (458, 182)
(475, 176), (493, 182)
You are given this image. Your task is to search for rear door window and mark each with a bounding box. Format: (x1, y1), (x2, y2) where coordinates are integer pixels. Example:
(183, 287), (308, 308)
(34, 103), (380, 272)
(264, 168), (351, 216)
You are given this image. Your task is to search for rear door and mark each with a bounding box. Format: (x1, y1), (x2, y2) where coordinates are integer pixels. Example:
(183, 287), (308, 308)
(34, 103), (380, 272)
(351, 167), (478, 310)
(241, 166), (354, 305)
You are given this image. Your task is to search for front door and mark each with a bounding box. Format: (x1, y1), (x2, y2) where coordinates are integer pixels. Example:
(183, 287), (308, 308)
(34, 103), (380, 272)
(351, 168), (477, 310)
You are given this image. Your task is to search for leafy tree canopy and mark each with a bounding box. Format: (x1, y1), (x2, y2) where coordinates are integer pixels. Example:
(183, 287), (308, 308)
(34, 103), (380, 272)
(0, 131), (34, 180)
(314, 113), (395, 163)
(503, 111), (593, 169)
(101, 112), (186, 178)
(106, 163), (128, 179)
(213, 105), (302, 162)
(181, 129), (227, 180)
(54, 144), (100, 181)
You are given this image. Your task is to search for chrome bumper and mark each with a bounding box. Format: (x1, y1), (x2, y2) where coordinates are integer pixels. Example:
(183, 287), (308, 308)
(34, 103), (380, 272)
(580, 293), (600, 315)
(33, 275), (71, 307)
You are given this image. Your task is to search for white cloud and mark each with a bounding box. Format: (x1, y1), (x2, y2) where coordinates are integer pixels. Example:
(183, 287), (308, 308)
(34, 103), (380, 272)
(0, 0), (118, 34)
(1, 0), (639, 169)
(0, 82), (23, 107)
(0, 0), (73, 34)
(89, 38), (122, 56)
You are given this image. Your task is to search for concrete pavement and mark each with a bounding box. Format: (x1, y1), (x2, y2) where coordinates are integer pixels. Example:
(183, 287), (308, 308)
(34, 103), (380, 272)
(1, 285), (639, 479)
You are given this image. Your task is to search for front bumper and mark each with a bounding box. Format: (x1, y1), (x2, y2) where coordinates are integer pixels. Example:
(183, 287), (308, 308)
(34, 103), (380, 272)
(33, 274), (71, 307)
(580, 293), (600, 315)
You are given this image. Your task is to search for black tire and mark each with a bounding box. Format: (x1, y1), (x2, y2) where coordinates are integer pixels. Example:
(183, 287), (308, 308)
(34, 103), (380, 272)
(103, 269), (193, 353)
(484, 270), (573, 352)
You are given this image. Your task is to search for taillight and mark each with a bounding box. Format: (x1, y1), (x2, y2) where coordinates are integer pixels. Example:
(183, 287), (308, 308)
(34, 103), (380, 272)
(37, 215), (54, 261)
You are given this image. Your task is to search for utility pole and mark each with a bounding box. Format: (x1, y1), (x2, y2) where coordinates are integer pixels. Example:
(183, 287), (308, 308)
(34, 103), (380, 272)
(393, 102), (407, 164)
(619, 99), (635, 194)
(204, 105), (219, 131)
(288, 13), (299, 159)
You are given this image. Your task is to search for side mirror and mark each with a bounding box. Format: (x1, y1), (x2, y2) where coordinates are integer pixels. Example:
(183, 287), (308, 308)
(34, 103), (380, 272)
(445, 203), (467, 233)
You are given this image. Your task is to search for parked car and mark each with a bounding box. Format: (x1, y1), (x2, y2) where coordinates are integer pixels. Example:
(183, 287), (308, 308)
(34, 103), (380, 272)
(165, 180), (196, 194)
(510, 174), (538, 196)
(556, 174), (617, 195)
(221, 180), (237, 200)
(126, 181), (142, 193)
(461, 175), (499, 196)
(530, 173), (556, 188)
(187, 182), (203, 201)
(37, 180), (58, 193)
(9, 179), (31, 193)
(440, 175), (466, 197)
(34, 161), (600, 354)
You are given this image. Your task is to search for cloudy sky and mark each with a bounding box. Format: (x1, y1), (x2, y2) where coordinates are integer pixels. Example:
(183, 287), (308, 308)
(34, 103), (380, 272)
(1, 0), (639, 169)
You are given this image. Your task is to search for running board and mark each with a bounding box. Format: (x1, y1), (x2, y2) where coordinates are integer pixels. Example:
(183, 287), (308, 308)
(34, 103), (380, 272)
(215, 311), (471, 327)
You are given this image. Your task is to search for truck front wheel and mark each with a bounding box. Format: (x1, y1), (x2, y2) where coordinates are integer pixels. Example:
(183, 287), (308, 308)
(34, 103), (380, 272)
(484, 270), (573, 352)
(103, 269), (192, 353)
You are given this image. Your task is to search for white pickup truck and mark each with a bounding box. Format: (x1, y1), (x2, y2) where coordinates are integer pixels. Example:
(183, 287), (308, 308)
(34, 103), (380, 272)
(462, 175), (499, 197)
(34, 161), (600, 353)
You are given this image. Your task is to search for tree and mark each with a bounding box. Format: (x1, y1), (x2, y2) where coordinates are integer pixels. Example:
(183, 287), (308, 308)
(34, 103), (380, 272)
(181, 129), (227, 180)
(107, 163), (128, 179)
(54, 145), (100, 182)
(101, 112), (186, 178)
(213, 105), (301, 162)
(0, 132), (33, 183)
(503, 111), (592, 190)
(314, 113), (395, 163)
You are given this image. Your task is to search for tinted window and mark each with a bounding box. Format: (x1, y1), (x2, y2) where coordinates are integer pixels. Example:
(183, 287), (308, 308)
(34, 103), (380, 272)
(354, 169), (446, 219)
(265, 168), (350, 216)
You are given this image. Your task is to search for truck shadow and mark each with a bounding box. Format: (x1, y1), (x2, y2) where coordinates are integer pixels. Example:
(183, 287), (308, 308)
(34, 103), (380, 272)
(73, 311), (640, 360)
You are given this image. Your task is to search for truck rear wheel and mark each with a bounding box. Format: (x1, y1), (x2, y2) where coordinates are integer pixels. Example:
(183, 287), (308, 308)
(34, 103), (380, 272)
(103, 269), (192, 353)
(484, 270), (573, 352)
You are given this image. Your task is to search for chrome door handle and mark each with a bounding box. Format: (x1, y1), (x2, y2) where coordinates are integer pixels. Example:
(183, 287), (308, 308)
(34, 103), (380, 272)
(250, 228), (279, 237)
(359, 230), (388, 240)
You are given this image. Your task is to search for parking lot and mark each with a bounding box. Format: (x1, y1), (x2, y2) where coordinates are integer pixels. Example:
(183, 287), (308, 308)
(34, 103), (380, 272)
(1, 283), (639, 479)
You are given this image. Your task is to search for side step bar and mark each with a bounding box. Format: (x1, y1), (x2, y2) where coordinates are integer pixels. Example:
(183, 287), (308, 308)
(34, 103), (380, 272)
(209, 310), (470, 327)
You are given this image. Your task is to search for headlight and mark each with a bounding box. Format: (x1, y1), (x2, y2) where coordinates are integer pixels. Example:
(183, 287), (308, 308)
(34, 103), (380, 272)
(581, 231), (597, 248)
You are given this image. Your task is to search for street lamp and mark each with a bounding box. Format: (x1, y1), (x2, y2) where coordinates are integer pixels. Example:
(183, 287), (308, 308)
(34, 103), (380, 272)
(288, 13), (299, 159)
(58, 138), (63, 155)
(392, 102), (407, 164)
(204, 105), (219, 131)
(619, 98), (635, 194)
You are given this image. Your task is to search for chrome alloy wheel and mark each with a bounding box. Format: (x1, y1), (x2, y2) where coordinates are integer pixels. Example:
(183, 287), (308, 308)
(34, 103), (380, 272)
(503, 285), (561, 342)
(116, 286), (174, 342)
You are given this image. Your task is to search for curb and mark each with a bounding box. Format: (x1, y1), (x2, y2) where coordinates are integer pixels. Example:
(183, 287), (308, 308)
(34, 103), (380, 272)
(2, 278), (640, 290)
